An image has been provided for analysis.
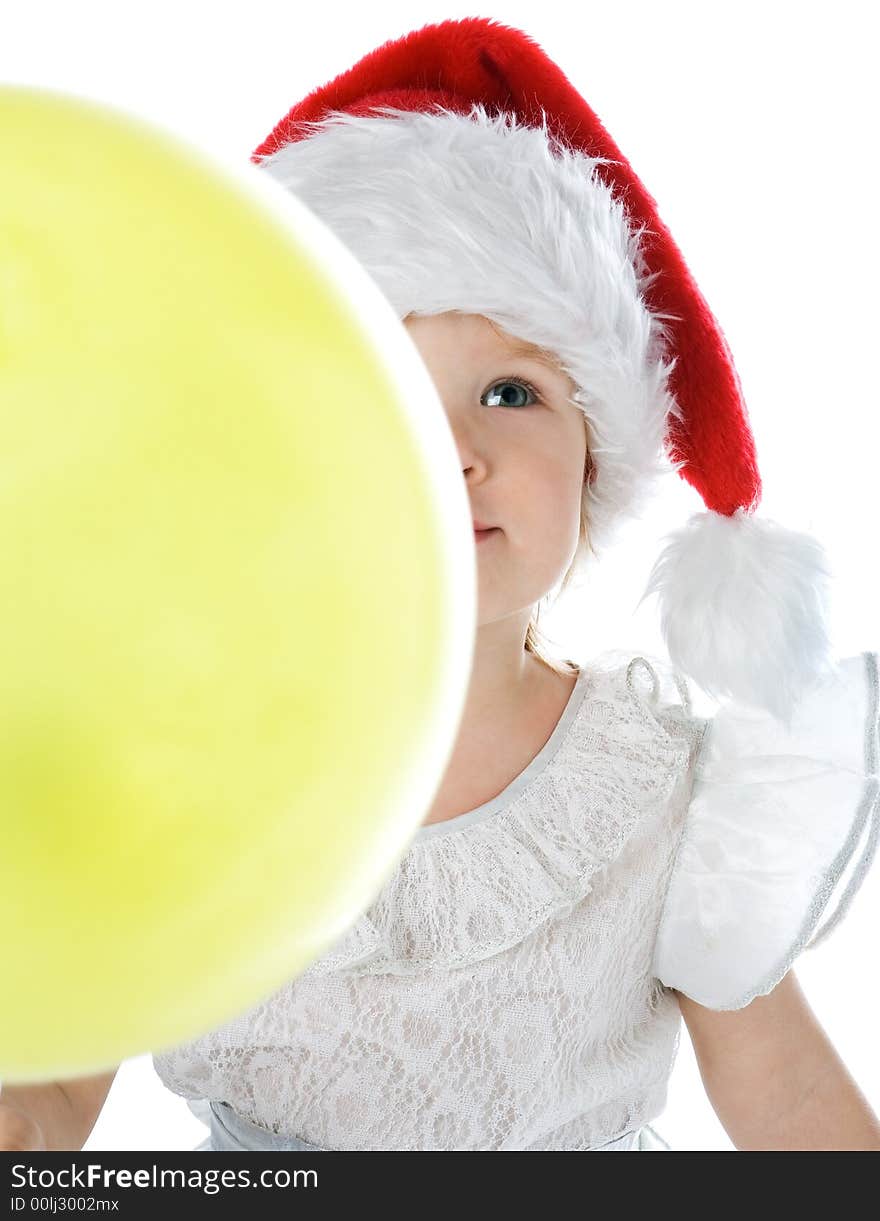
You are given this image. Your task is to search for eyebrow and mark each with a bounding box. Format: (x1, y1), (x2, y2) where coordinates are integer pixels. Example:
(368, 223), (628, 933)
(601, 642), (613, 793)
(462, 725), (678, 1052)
(501, 342), (565, 374)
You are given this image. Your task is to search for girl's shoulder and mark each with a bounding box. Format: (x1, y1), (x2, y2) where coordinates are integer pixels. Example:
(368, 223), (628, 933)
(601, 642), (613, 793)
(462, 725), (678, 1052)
(581, 647), (708, 747)
(583, 646), (694, 699)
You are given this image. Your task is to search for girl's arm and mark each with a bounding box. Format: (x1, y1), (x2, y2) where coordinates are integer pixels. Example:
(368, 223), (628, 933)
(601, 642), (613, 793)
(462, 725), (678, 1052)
(0, 1069), (118, 1151)
(675, 969), (880, 1150)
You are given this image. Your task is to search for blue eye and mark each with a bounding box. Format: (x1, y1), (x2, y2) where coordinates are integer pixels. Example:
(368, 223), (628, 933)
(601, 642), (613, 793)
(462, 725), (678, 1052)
(482, 377), (541, 409)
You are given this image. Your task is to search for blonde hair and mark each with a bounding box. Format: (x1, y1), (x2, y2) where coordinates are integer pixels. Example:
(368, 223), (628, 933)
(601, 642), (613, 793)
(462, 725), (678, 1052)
(525, 426), (596, 676)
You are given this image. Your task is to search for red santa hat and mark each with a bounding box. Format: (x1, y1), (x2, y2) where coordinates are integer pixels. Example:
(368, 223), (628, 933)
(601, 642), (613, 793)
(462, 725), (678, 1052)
(251, 15), (836, 725)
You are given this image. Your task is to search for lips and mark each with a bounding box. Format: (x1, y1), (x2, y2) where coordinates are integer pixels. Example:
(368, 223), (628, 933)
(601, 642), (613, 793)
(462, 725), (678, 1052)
(472, 521), (495, 532)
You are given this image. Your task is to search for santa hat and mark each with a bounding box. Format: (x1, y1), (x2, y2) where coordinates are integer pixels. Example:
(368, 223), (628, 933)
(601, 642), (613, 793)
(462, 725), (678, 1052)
(250, 15), (836, 726)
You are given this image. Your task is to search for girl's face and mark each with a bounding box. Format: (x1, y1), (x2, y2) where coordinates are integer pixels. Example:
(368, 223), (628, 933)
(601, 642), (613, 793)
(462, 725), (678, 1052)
(403, 312), (588, 630)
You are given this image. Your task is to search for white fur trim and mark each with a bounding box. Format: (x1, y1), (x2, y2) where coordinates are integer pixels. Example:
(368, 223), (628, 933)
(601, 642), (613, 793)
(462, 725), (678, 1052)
(636, 508), (837, 724)
(256, 104), (683, 561)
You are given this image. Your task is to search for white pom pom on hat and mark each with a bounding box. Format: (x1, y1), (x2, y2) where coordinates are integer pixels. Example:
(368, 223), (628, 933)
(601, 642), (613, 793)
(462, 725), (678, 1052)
(635, 509), (835, 726)
(251, 15), (837, 724)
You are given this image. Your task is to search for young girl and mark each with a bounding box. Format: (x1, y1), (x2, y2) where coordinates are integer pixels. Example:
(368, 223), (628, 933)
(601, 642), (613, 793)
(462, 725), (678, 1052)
(149, 17), (880, 1151)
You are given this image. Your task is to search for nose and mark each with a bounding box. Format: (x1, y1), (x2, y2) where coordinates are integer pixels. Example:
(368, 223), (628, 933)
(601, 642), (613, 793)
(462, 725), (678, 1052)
(456, 438), (489, 485)
(445, 407), (489, 474)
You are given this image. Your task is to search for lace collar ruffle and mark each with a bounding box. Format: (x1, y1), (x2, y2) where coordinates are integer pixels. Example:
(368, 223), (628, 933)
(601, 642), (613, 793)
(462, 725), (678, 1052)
(300, 656), (694, 978)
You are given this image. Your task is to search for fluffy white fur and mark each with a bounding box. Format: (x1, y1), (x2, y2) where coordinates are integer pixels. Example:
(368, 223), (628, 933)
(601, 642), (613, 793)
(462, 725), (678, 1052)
(256, 104), (681, 562)
(637, 508), (837, 726)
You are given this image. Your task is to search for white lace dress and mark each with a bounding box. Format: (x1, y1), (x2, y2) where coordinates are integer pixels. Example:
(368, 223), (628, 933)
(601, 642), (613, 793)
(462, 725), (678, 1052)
(152, 648), (880, 1151)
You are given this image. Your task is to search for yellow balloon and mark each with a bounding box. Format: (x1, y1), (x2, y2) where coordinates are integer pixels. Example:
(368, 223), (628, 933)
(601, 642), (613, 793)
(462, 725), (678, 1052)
(0, 86), (475, 1082)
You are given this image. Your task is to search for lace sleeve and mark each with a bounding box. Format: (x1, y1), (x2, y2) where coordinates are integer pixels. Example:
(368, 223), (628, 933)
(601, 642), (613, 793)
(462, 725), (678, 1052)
(651, 652), (880, 1010)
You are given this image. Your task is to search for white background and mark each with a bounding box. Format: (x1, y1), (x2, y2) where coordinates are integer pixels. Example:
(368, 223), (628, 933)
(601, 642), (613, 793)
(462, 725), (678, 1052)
(3, 0), (878, 1151)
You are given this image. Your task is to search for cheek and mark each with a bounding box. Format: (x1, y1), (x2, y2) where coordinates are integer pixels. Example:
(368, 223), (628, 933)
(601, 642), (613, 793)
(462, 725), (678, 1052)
(523, 486), (581, 561)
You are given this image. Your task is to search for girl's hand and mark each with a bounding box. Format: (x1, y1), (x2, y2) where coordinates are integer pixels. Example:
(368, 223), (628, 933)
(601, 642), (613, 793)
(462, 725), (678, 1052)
(0, 1101), (47, 1151)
